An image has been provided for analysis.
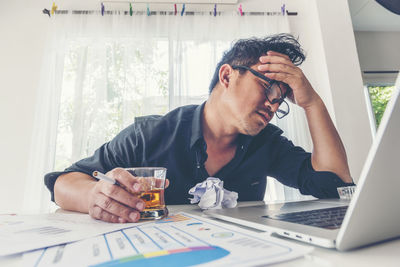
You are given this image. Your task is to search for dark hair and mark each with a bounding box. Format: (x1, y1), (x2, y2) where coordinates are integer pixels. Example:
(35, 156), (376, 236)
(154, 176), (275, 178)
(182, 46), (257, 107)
(209, 33), (306, 93)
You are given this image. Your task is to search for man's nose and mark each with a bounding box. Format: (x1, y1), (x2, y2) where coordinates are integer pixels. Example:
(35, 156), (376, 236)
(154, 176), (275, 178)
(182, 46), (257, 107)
(264, 99), (279, 113)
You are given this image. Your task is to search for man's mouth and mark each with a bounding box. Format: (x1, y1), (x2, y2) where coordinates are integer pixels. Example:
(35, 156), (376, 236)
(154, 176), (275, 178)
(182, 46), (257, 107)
(257, 110), (272, 124)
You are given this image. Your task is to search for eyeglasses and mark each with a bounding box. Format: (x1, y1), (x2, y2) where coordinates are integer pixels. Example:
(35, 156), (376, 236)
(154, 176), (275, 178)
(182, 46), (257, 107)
(231, 65), (290, 119)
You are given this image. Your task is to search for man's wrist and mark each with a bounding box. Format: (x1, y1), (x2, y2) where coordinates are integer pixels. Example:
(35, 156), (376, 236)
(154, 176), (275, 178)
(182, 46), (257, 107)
(302, 94), (324, 113)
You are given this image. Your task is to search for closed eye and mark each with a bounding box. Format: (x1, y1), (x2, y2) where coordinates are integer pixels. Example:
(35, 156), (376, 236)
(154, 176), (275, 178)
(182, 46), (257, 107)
(260, 81), (271, 91)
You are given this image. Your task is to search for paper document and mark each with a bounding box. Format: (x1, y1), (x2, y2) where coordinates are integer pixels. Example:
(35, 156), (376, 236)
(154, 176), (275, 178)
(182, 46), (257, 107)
(0, 212), (149, 256)
(22, 212), (313, 267)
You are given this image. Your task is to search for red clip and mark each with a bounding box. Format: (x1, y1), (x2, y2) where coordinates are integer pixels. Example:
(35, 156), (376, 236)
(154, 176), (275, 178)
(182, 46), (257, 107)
(238, 4), (243, 16)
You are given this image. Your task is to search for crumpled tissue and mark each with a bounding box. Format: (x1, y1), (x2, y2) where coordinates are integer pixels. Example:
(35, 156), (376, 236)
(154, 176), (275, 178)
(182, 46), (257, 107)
(188, 177), (238, 209)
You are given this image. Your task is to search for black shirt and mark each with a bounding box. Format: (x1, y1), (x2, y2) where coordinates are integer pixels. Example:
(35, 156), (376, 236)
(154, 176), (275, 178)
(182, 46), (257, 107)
(45, 102), (353, 204)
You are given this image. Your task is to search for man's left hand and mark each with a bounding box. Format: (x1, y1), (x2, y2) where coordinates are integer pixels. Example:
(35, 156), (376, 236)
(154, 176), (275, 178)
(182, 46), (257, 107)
(258, 51), (319, 109)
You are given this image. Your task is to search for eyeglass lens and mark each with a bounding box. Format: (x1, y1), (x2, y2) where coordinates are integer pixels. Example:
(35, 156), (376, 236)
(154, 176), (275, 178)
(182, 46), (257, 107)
(266, 83), (282, 102)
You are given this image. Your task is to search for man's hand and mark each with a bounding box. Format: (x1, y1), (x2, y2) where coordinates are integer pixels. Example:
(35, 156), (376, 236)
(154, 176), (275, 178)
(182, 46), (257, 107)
(258, 51), (319, 109)
(88, 168), (170, 223)
(88, 168), (145, 223)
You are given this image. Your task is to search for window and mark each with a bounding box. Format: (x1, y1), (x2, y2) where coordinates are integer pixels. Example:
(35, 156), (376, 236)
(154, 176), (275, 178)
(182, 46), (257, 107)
(364, 85), (395, 135)
(54, 39), (230, 170)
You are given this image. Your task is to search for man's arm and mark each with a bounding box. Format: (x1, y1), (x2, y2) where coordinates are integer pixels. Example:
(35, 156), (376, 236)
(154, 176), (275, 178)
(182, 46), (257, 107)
(54, 172), (96, 213)
(259, 51), (352, 183)
(303, 96), (352, 182)
(54, 169), (146, 223)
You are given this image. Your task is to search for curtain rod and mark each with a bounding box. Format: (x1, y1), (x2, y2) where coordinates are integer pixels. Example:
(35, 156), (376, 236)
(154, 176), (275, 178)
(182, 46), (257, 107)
(50, 10), (297, 16)
(43, 2), (297, 17)
(101, 0), (240, 5)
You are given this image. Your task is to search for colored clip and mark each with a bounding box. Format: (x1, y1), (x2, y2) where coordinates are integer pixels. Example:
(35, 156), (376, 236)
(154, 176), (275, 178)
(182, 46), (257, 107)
(129, 3), (133, 16)
(174, 3), (177, 15)
(238, 4), (243, 16)
(42, 8), (51, 17)
(51, 2), (58, 15)
(181, 4), (185, 16)
(214, 4), (217, 17)
(281, 4), (286, 15)
(147, 3), (150, 16)
(101, 3), (105, 16)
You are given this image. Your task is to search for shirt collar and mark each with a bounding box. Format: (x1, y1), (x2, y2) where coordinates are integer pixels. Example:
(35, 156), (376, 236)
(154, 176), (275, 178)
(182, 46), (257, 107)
(190, 102), (206, 149)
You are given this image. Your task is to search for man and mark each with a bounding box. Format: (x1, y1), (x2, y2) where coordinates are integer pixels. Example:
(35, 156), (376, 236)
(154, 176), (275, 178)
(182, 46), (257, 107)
(45, 34), (354, 224)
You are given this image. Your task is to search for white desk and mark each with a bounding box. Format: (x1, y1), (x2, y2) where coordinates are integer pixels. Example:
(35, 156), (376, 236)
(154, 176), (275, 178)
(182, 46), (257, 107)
(1, 202), (399, 267)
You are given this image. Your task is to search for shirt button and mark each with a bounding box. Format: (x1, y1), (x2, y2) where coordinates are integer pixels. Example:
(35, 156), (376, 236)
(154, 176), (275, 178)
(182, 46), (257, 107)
(241, 145), (244, 150)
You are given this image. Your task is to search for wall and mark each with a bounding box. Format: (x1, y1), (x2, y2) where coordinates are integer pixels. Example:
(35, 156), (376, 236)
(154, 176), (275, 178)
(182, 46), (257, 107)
(0, 1), (50, 213)
(354, 31), (400, 85)
(311, 0), (372, 182)
(0, 0), (371, 213)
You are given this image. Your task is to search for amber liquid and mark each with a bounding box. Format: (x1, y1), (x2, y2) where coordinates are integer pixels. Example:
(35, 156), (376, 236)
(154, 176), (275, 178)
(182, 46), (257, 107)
(140, 189), (165, 211)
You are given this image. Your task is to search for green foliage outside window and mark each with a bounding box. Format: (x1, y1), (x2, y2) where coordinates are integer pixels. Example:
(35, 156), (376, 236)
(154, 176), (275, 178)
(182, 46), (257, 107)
(368, 86), (394, 128)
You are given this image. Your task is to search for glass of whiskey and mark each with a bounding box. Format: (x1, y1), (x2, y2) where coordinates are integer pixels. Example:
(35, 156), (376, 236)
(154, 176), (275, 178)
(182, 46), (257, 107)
(125, 167), (168, 220)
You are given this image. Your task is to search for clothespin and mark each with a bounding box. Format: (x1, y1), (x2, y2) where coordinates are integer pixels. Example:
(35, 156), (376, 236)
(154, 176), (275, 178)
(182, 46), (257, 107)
(181, 4), (185, 16)
(281, 4), (286, 16)
(238, 4), (243, 16)
(214, 4), (217, 17)
(147, 3), (150, 16)
(129, 3), (133, 16)
(51, 2), (57, 15)
(174, 4), (177, 16)
(101, 3), (105, 16)
(42, 8), (51, 17)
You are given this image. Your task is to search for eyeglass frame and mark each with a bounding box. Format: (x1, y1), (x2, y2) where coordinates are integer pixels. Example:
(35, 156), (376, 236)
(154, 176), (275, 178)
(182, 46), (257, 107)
(231, 65), (290, 119)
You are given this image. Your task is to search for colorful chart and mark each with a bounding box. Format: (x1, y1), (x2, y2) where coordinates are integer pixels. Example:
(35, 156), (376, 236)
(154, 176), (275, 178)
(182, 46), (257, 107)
(91, 246), (229, 267)
(22, 212), (311, 267)
(155, 214), (191, 223)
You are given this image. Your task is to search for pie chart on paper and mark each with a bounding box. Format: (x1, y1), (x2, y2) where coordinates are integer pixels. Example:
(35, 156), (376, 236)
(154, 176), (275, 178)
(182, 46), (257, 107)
(91, 245), (230, 267)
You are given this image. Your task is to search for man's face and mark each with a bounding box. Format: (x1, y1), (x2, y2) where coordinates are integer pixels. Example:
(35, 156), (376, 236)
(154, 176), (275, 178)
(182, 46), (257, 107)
(226, 63), (288, 136)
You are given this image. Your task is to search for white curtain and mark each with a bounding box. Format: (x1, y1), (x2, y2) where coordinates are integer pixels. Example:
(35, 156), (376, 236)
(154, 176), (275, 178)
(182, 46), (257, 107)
(24, 11), (310, 213)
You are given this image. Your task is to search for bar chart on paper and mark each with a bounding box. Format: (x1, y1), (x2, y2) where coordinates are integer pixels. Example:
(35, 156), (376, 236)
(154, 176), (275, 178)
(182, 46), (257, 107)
(23, 213), (312, 267)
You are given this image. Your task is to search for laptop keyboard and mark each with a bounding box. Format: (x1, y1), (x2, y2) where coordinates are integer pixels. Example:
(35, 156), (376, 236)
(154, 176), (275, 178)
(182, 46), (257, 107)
(263, 206), (348, 229)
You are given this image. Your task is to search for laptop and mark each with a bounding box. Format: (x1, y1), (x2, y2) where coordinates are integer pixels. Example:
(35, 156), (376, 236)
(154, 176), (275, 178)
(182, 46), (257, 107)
(205, 74), (400, 251)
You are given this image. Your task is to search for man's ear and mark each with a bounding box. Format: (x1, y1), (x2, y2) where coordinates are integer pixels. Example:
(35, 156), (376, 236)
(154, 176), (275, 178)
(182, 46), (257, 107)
(218, 64), (233, 89)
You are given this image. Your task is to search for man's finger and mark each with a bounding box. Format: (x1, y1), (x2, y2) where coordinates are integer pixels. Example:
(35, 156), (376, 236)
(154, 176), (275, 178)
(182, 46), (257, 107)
(106, 168), (142, 193)
(95, 193), (141, 222)
(259, 55), (293, 66)
(90, 205), (122, 223)
(257, 63), (297, 75)
(100, 182), (145, 211)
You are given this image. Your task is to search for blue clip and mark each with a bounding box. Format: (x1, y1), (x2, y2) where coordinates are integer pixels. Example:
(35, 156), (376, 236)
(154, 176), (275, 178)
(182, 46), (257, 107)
(147, 3), (150, 16)
(42, 8), (51, 17)
(130, 3), (133, 16)
(214, 4), (217, 16)
(101, 3), (105, 16)
(181, 4), (185, 16)
(281, 4), (285, 15)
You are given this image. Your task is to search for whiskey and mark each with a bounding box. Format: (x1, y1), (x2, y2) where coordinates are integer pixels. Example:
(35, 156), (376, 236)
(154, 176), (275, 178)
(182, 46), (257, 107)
(139, 189), (165, 210)
(124, 168), (168, 219)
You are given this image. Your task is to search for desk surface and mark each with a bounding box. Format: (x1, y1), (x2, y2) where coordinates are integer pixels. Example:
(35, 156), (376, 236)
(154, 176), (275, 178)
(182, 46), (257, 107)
(1, 202), (399, 267)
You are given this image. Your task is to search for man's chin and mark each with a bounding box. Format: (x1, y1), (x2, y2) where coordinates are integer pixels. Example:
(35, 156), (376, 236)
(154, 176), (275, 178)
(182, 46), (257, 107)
(244, 122), (267, 136)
